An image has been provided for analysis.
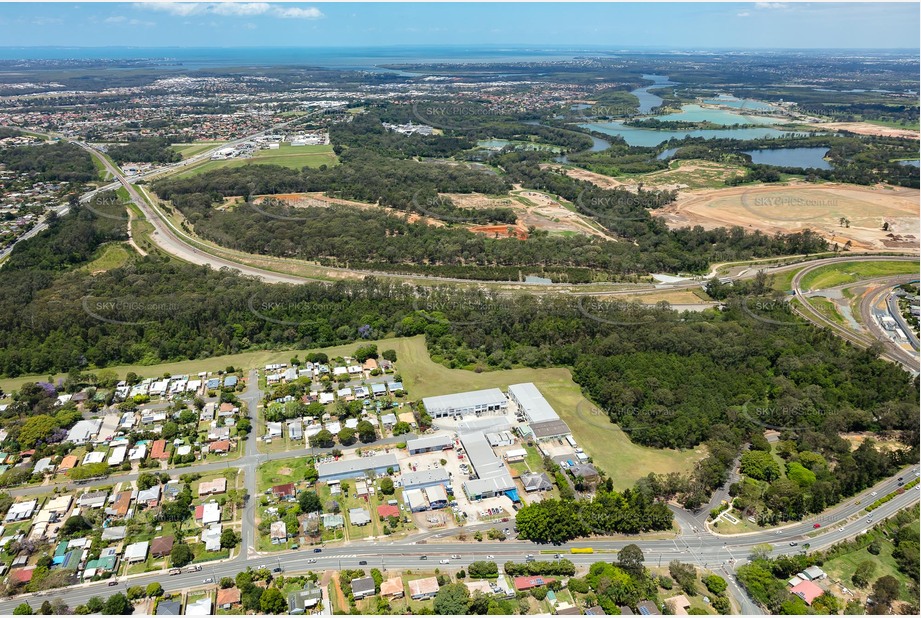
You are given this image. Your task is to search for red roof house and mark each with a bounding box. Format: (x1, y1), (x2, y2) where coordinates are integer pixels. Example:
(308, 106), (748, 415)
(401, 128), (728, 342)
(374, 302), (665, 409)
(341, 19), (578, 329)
(790, 580), (824, 606)
(377, 504), (400, 519)
(151, 440), (169, 460)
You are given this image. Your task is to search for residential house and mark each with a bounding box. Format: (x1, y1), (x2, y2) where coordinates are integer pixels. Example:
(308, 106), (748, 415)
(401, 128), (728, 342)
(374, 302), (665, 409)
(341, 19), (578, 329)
(636, 601), (661, 616)
(408, 577), (440, 600)
(101, 526), (127, 541)
(186, 597), (212, 616)
(322, 513), (344, 529)
(77, 490), (108, 509)
(194, 502), (221, 526)
(202, 524), (222, 552)
(270, 521), (287, 544)
(349, 508), (371, 526)
(217, 587), (242, 610)
(137, 485), (161, 508)
(521, 472), (553, 493)
(198, 478), (227, 497)
(287, 582), (323, 614)
(107, 491), (133, 518)
(66, 419), (102, 445)
(124, 541), (149, 564)
(150, 535), (174, 558)
(790, 580), (824, 606)
(151, 440), (170, 461)
(156, 600), (182, 616)
(380, 577), (404, 598)
(351, 576), (376, 600)
(271, 483), (296, 500)
(209, 440), (231, 454)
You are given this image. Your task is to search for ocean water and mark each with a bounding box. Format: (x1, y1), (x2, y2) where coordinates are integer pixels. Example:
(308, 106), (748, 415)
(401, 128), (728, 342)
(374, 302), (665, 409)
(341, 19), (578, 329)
(0, 45), (602, 70)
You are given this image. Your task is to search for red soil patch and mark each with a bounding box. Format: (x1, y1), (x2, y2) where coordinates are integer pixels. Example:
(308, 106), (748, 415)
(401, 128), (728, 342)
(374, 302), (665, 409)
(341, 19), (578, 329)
(469, 224), (528, 239)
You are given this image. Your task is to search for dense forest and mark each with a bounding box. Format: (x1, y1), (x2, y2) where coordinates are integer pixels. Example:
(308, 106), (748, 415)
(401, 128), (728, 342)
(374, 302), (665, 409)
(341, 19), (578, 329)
(0, 141), (95, 182)
(106, 136), (181, 165)
(152, 147), (828, 278)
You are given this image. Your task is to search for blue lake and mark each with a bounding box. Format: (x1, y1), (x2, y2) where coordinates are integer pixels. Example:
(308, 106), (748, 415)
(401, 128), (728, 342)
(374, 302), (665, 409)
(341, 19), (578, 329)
(744, 147), (832, 170)
(703, 95), (776, 112)
(579, 122), (802, 147)
(656, 105), (785, 126)
(632, 74), (677, 114)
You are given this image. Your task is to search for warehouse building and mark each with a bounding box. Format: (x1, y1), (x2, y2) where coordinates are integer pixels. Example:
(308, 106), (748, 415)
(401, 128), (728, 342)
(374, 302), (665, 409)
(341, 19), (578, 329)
(460, 433), (516, 501)
(422, 388), (507, 419)
(400, 468), (450, 491)
(508, 383), (559, 423)
(406, 434), (453, 454)
(317, 453), (400, 482)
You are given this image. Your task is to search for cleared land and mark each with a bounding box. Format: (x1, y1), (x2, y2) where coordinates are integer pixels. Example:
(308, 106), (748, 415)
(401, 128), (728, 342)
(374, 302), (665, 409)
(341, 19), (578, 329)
(170, 141), (226, 159)
(176, 144), (338, 176)
(550, 159), (747, 191)
(806, 121), (920, 139)
(79, 243), (131, 273)
(658, 182), (920, 251)
(0, 336), (703, 489)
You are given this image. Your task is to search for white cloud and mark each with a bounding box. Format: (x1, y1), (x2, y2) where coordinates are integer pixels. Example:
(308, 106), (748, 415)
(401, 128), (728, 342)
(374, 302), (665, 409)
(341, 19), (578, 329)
(755, 3), (788, 9)
(136, 3), (202, 17)
(737, 12), (750, 18)
(105, 16), (127, 24)
(273, 7), (323, 20)
(211, 3), (271, 17)
(135, 3), (323, 20)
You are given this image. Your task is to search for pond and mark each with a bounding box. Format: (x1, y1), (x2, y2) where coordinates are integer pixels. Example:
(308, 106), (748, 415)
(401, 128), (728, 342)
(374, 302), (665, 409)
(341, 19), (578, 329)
(744, 147), (832, 170)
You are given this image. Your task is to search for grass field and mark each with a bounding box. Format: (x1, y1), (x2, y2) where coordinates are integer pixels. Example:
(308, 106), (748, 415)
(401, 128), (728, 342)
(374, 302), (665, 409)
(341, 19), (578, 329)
(807, 297), (845, 325)
(80, 243), (131, 273)
(799, 260), (919, 291)
(171, 141), (226, 159)
(822, 522), (918, 603)
(175, 144), (337, 177)
(0, 336), (702, 488)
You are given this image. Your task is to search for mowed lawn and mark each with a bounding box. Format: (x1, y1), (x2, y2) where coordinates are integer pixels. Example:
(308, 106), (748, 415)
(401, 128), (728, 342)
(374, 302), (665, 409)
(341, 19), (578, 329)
(0, 335), (702, 488)
(79, 243), (131, 273)
(822, 533), (918, 602)
(800, 260), (918, 291)
(175, 144), (337, 177)
(170, 141), (226, 159)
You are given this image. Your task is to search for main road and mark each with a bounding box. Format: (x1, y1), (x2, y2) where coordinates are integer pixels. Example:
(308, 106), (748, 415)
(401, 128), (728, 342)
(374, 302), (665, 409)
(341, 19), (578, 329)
(0, 472), (918, 614)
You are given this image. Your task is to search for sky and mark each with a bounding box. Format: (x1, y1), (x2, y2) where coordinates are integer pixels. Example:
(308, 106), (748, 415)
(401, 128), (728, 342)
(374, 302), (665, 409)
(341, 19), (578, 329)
(0, 2), (917, 50)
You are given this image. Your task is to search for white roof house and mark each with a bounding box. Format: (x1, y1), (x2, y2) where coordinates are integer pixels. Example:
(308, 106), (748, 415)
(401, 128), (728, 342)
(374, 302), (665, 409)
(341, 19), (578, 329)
(124, 541), (149, 563)
(4, 500), (38, 522)
(107, 445), (127, 467)
(67, 419), (103, 445)
(82, 451), (105, 465)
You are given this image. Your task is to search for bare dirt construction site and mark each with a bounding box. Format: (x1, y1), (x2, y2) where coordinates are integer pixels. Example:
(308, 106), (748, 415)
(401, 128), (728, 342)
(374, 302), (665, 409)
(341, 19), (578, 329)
(252, 192), (446, 226)
(547, 159), (747, 191)
(444, 189), (615, 240)
(657, 182), (921, 251)
(806, 121), (920, 140)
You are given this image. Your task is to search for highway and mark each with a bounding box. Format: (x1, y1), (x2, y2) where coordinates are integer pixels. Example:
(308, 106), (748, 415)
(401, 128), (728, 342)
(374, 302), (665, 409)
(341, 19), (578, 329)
(791, 258), (920, 372)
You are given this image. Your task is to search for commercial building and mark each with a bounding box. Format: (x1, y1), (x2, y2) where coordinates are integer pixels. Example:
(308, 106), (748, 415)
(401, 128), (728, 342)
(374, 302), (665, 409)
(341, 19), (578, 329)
(530, 419), (572, 441)
(460, 434), (516, 501)
(406, 434), (453, 454)
(317, 453), (399, 482)
(421, 388), (507, 419)
(400, 468), (450, 491)
(508, 383), (559, 423)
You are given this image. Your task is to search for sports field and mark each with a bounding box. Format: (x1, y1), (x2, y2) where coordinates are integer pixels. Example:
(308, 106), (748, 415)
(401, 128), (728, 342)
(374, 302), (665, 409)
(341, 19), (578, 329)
(170, 141), (226, 159)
